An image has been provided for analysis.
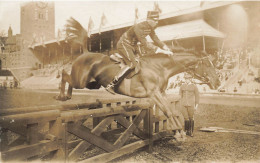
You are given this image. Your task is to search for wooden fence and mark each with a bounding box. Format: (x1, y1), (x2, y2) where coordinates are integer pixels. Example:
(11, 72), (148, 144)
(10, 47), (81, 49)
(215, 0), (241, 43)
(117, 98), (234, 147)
(0, 97), (180, 162)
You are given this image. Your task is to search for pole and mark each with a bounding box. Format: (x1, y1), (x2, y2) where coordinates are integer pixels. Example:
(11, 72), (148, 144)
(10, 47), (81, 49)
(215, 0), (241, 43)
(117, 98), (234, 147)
(100, 37), (102, 53)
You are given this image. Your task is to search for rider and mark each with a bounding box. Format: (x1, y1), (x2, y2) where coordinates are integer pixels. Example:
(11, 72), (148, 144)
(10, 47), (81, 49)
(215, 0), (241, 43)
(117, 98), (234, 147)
(106, 10), (173, 94)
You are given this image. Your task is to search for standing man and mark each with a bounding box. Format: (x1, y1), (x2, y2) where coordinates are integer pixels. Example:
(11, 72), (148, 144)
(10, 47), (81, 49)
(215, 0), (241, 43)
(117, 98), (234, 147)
(106, 10), (173, 94)
(179, 73), (200, 137)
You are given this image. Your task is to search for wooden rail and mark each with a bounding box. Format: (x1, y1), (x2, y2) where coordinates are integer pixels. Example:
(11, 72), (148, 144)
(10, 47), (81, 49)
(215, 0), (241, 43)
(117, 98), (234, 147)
(0, 97), (180, 162)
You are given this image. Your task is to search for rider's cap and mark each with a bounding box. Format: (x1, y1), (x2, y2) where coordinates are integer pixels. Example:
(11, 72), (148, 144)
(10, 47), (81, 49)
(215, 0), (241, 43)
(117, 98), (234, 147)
(147, 11), (159, 21)
(184, 73), (193, 79)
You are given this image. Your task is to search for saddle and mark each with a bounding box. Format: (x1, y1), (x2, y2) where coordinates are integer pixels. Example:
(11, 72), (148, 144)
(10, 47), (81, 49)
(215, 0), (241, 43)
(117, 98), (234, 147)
(110, 53), (141, 79)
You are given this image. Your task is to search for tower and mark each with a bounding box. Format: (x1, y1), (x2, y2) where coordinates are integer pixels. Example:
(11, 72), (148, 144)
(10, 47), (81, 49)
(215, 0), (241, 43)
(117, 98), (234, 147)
(8, 26), (13, 37)
(20, 1), (55, 46)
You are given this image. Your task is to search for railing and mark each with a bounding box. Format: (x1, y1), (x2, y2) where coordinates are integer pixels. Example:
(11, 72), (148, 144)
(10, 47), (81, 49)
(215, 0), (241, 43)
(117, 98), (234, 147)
(0, 97), (180, 162)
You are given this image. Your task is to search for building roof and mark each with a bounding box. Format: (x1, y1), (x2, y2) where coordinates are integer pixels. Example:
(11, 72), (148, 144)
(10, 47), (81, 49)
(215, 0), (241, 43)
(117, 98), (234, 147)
(90, 1), (238, 34)
(31, 1), (235, 48)
(147, 19), (226, 42)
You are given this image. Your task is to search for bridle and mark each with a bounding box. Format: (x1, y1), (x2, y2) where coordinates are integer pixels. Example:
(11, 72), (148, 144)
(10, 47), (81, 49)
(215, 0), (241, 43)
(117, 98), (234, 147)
(172, 53), (214, 84)
(188, 56), (214, 84)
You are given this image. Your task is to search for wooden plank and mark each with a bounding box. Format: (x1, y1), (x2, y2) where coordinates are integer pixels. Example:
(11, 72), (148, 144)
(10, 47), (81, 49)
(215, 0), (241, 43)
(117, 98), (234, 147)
(155, 105), (160, 133)
(0, 102), (100, 116)
(96, 98), (139, 104)
(114, 115), (146, 139)
(0, 123), (27, 136)
(27, 123), (39, 145)
(80, 132), (165, 163)
(1, 140), (61, 161)
(52, 122), (67, 162)
(147, 107), (154, 153)
(49, 118), (63, 139)
(0, 110), (60, 124)
(68, 116), (115, 161)
(67, 122), (117, 152)
(0, 128), (9, 151)
(113, 110), (146, 149)
(163, 120), (167, 130)
(8, 136), (26, 148)
(153, 115), (167, 122)
(61, 103), (150, 122)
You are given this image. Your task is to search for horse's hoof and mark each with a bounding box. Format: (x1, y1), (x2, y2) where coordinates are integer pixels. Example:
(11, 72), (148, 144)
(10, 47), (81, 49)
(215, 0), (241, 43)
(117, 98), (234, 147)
(55, 95), (67, 101)
(66, 96), (71, 100)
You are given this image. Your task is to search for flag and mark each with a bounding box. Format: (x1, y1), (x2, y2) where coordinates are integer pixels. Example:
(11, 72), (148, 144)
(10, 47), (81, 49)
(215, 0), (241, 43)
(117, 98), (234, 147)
(134, 6), (140, 24)
(99, 12), (108, 34)
(154, 2), (162, 13)
(56, 29), (62, 45)
(88, 16), (94, 37)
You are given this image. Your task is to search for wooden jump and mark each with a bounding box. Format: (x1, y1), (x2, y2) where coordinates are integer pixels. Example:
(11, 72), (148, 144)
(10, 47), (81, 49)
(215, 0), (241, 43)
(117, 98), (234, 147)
(0, 97), (180, 162)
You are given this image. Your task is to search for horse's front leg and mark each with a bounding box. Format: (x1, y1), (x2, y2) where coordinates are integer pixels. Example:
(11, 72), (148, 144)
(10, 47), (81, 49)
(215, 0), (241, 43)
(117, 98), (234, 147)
(56, 70), (73, 101)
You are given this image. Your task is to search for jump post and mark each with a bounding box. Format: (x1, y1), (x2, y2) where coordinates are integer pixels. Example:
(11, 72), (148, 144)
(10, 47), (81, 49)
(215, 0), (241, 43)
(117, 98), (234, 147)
(0, 97), (180, 162)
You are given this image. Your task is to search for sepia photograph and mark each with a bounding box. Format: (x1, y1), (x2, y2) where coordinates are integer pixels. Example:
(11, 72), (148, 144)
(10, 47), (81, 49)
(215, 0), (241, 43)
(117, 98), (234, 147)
(0, 0), (259, 162)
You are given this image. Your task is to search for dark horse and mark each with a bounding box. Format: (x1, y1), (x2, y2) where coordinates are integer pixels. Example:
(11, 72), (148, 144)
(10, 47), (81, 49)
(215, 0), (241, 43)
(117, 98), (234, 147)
(57, 18), (221, 138)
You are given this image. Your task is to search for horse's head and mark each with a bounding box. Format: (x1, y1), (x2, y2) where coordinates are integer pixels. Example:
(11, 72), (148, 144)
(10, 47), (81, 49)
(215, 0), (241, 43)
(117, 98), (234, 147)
(190, 52), (221, 90)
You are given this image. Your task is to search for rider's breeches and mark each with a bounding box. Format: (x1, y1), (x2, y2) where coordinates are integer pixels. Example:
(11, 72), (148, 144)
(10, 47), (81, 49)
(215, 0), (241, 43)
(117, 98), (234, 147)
(180, 105), (195, 120)
(117, 41), (137, 69)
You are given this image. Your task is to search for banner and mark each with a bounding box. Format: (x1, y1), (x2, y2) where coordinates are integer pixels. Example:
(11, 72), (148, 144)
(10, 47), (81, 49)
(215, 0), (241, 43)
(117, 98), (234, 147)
(88, 16), (94, 37)
(99, 12), (108, 34)
(134, 6), (140, 24)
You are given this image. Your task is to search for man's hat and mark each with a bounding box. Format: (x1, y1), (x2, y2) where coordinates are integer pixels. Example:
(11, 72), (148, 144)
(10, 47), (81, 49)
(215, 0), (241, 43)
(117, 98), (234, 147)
(147, 11), (159, 20)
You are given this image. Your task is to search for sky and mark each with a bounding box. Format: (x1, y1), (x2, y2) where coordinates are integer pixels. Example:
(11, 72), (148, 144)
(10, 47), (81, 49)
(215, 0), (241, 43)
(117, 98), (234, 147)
(0, 0), (200, 36)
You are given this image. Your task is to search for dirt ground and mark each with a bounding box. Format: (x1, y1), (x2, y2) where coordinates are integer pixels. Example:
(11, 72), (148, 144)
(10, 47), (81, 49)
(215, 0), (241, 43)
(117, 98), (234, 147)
(112, 104), (260, 163)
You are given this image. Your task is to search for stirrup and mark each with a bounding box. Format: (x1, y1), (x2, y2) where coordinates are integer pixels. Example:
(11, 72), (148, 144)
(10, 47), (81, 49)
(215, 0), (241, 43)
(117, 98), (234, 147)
(105, 83), (116, 95)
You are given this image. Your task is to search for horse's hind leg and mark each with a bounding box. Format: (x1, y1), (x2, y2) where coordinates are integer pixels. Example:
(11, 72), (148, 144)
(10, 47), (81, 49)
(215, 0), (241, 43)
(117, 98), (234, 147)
(67, 85), (73, 99)
(57, 70), (73, 101)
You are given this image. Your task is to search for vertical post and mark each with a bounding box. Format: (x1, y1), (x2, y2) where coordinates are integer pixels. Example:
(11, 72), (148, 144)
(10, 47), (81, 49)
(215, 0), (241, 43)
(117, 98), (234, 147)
(27, 123), (39, 145)
(62, 47), (64, 66)
(99, 37), (102, 53)
(154, 104), (159, 133)
(55, 47), (58, 64)
(42, 48), (44, 68)
(89, 40), (92, 52)
(144, 107), (153, 153)
(49, 48), (51, 64)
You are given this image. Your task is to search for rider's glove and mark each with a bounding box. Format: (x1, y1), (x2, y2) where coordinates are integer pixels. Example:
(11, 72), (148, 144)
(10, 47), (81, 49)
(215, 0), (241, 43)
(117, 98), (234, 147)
(155, 48), (173, 56)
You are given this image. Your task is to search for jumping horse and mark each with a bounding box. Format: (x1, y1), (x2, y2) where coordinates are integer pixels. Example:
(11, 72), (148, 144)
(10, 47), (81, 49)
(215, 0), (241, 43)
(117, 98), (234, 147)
(57, 18), (221, 139)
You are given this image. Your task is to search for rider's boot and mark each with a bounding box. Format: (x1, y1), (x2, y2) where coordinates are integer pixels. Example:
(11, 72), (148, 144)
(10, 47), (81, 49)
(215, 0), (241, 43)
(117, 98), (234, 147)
(106, 66), (131, 94)
(190, 119), (194, 137)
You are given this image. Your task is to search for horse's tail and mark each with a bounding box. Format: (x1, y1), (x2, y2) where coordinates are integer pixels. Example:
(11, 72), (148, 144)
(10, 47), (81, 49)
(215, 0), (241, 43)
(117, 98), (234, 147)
(66, 17), (88, 53)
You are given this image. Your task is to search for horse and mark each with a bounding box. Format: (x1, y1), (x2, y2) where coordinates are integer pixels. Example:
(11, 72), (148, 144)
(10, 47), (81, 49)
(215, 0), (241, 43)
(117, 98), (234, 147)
(57, 17), (221, 139)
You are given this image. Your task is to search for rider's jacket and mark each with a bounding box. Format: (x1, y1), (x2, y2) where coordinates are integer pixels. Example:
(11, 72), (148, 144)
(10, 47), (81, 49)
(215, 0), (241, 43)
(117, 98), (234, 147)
(179, 83), (200, 107)
(119, 21), (165, 52)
